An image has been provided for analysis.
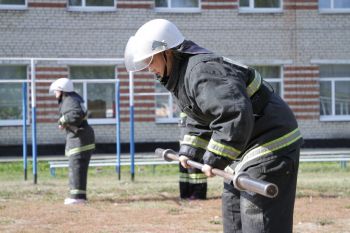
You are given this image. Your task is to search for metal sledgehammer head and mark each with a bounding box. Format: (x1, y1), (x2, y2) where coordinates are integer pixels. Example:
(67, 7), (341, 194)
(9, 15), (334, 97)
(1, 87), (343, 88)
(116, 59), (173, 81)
(156, 148), (279, 198)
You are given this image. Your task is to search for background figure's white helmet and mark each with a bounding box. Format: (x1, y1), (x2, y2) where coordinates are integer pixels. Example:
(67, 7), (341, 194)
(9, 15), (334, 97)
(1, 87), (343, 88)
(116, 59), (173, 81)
(49, 78), (74, 94)
(124, 19), (185, 72)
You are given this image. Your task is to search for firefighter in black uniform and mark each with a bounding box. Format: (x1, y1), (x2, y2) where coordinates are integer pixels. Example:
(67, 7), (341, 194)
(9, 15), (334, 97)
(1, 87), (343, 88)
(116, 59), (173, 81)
(124, 19), (303, 233)
(178, 112), (207, 200)
(49, 78), (95, 205)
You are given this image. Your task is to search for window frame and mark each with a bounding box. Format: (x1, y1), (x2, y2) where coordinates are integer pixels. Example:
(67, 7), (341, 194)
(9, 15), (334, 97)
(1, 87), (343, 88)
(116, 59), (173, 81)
(0, 0), (27, 10)
(0, 65), (29, 126)
(68, 65), (118, 125)
(319, 76), (350, 121)
(67, 0), (117, 12)
(154, 0), (201, 13)
(319, 0), (350, 13)
(252, 65), (284, 98)
(155, 85), (179, 124)
(239, 0), (283, 13)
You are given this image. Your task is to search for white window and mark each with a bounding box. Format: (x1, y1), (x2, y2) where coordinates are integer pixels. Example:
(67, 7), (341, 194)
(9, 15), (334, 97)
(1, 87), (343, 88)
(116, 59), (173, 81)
(253, 66), (283, 97)
(319, 0), (350, 12)
(155, 83), (180, 123)
(239, 0), (282, 13)
(69, 66), (117, 124)
(0, 0), (26, 10)
(155, 0), (200, 13)
(319, 65), (350, 121)
(0, 65), (28, 126)
(68, 0), (116, 11)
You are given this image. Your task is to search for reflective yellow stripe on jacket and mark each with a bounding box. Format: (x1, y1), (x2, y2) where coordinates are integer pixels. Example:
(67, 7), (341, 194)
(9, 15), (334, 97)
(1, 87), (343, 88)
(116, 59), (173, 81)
(181, 128), (301, 163)
(223, 57), (262, 98)
(207, 139), (241, 160)
(59, 115), (66, 124)
(234, 128), (302, 172)
(180, 135), (209, 150)
(246, 70), (262, 97)
(65, 143), (95, 156)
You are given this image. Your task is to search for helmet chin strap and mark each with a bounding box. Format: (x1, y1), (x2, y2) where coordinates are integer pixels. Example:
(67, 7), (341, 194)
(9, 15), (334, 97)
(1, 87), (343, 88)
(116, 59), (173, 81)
(156, 52), (170, 85)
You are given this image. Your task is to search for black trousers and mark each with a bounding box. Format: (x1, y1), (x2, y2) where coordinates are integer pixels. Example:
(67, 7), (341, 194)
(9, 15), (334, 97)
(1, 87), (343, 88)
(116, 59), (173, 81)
(68, 151), (92, 200)
(179, 163), (207, 200)
(222, 148), (300, 233)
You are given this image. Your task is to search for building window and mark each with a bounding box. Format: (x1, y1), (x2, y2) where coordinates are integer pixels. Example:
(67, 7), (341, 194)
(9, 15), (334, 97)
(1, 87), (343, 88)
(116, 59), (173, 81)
(155, 0), (200, 13)
(0, 65), (27, 126)
(319, 0), (350, 12)
(0, 0), (26, 9)
(239, 0), (282, 13)
(319, 65), (350, 121)
(68, 0), (116, 11)
(69, 66), (117, 124)
(155, 83), (180, 123)
(253, 66), (283, 96)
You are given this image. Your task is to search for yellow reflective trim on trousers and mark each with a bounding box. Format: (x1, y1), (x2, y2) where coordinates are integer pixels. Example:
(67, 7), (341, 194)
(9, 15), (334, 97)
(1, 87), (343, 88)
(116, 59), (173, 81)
(65, 143), (95, 156)
(207, 139), (241, 160)
(70, 189), (86, 195)
(189, 173), (207, 180)
(180, 177), (189, 182)
(235, 128), (302, 172)
(180, 135), (209, 150)
(246, 70), (262, 98)
(180, 112), (187, 118)
(189, 179), (207, 184)
(179, 173), (189, 182)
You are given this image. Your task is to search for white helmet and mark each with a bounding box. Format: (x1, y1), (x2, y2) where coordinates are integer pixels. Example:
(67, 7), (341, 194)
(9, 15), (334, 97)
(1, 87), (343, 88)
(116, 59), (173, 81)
(49, 78), (74, 94)
(124, 19), (185, 72)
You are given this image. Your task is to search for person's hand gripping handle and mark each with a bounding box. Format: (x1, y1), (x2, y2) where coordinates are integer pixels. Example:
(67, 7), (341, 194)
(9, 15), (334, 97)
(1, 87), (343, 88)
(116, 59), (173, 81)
(156, 148), (278, 198)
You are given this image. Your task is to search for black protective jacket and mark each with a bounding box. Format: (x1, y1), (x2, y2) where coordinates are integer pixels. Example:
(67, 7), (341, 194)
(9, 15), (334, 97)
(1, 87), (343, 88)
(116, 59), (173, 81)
(164, 43), (302, 170)
(58, 92), (95, 157)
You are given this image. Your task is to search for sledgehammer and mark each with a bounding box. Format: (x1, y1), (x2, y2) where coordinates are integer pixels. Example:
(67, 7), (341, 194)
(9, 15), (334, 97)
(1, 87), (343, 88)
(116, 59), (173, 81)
(156, 148), (278, 198)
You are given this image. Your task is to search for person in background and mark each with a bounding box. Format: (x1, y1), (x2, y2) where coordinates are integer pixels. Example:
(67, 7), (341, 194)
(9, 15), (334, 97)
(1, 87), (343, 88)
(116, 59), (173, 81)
(49, 78), (95, 205)
(124, 19), (303, 233)
(178, 112), (207, 200)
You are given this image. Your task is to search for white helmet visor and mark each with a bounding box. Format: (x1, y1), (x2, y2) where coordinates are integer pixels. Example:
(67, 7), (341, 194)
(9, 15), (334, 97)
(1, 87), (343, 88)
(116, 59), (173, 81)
(124, 36), (155, 72)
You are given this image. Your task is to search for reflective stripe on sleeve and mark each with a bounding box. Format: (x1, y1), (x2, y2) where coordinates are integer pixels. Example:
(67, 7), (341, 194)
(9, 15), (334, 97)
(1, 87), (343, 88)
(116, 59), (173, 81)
(246, 70), (262, 98)
(207, 139), (241, 160)
(235, 128), (302, 172)
(180, 112), (187, 118)
(59, 115), (66, 124)
(65, 143), (95, 156)
(180, 135), (209, 150)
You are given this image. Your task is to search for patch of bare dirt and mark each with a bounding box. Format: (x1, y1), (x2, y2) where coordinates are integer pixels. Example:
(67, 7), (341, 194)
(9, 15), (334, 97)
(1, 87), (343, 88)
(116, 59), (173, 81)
(0, 196), (349, 232)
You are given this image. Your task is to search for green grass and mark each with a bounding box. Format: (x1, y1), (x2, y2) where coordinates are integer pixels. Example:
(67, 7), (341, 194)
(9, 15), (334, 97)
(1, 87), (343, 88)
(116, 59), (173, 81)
(0, 161), (349, 202)
(297, 162), (350, 197)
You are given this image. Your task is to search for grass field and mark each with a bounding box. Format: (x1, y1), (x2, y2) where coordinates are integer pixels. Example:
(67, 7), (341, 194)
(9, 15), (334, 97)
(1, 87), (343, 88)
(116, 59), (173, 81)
(0, 160), (349, 232)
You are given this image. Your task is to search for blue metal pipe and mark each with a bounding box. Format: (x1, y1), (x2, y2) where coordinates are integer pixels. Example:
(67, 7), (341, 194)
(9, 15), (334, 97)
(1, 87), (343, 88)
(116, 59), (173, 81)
(115, 80), (121, 180)
(129, 72), (135, 181)
(22, 83), (27, 181)
(31, 59), (37, 184)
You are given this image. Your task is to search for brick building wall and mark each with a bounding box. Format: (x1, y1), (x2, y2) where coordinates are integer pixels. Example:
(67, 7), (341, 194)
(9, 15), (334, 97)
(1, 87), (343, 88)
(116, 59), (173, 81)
(0, 0), (350, 151)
